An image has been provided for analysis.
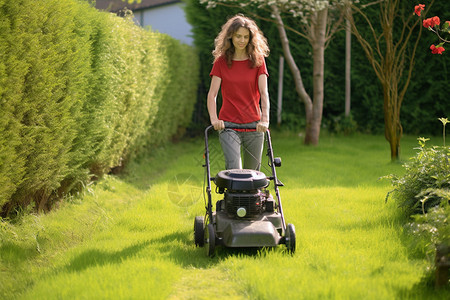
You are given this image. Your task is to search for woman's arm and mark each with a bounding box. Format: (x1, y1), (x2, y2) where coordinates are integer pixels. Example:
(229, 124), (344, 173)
(207, 75), (224, 130)
(257, 74), (270, 132)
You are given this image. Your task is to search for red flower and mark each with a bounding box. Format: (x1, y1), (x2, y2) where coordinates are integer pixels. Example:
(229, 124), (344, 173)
(430, 44), (445, 54)
(432, 16), (440, 26)
(414, 4), (425, 16)
(423, 16), (440, 28)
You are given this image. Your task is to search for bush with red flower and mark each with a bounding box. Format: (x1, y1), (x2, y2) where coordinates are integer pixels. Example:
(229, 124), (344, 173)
(422, 16), (440, 28)
(414, 3), (450, 55)
(430, 44), (445, 54)
(414, 4), (425, 16)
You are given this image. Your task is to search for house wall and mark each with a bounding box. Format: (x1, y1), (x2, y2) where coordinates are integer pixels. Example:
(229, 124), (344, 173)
(134, 3), (193, 45)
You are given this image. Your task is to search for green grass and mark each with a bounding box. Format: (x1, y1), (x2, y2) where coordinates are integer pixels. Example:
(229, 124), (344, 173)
(1, 132), (448, 299)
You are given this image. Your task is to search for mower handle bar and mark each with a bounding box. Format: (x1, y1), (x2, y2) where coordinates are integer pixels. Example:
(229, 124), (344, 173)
(205, 121), (260, 133)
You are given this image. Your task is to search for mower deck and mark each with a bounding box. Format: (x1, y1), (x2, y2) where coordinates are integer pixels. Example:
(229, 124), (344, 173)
(215, 211), (283, 247)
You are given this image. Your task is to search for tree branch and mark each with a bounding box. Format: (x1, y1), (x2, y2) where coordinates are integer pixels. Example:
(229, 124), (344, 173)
(399, 0), (436, 105)
(270, 4), (311, 107)
(347, 4), (383, 80)
(211, 2), (312, 41)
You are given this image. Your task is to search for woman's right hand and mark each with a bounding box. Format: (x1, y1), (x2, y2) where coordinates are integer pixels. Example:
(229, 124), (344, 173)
(212, 120), (225, 130)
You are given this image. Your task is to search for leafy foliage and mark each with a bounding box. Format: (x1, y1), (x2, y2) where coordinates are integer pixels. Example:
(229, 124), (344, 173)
(184, 0), (450, 136)
(384, 135), (450, 284)
(408, 196), (450, 253)
(384, 139), (449, 215)
(0, 0), (199, 215)
(325, 113), (358, 135)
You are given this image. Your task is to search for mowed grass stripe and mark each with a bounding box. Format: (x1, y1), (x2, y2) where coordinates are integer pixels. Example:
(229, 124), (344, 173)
(2, 132), (447, 299)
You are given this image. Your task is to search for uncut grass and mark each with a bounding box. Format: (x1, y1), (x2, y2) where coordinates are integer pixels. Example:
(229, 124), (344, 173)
(2, 132), (448, 299)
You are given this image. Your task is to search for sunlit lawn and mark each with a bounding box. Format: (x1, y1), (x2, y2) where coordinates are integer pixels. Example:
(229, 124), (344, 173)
(1, 131), (448, 299)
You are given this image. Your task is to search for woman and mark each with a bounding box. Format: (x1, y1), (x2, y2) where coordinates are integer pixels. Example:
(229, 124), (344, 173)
(207, 14), (270, 171)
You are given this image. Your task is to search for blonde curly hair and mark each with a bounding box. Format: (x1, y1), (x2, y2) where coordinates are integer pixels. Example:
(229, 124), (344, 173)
(212, 14), (269, 68)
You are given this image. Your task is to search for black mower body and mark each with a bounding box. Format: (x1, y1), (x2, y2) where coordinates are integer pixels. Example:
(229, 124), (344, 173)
(195, 123), (296, 256)
(215, 211), (283, 247)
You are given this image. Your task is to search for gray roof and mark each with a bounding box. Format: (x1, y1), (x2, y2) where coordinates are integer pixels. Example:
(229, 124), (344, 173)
(95, 0), (180, 12)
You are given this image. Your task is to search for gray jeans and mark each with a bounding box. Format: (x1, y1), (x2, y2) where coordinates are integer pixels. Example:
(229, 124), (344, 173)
(219, 126), (264, 170)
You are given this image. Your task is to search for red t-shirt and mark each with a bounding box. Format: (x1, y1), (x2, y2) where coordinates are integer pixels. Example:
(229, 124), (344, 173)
(210, 56), (269, 124)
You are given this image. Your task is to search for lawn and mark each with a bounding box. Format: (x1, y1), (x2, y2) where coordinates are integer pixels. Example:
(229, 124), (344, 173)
(1, 131), (448, 299)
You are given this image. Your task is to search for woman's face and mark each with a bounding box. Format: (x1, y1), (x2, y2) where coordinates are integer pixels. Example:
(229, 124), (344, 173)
(232, 27), (250, 51)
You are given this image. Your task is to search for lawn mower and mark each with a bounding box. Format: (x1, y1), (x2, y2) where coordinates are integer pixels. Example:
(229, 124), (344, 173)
(194, 123), (296, 257)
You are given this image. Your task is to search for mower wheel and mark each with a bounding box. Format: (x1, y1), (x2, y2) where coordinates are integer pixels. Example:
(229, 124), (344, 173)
(286, 223), (296, 254)
(194, 216), (204, 247)
(205, 223), (216, 257)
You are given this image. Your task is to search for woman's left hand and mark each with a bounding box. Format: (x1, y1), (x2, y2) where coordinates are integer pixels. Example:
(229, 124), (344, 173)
(256, 121), (269, 132)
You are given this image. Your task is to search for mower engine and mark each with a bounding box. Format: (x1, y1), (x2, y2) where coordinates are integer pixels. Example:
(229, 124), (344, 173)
(214, 169), (275, 218)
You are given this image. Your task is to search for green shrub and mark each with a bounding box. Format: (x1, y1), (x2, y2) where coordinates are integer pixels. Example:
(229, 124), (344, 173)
(384, 136), (450, 284)
(0, 0), (85, 212)
(0, 0), (26, 208)
(326, 113), (358, 136)
(0, 0), (199, 216)
(55, 0), (97, 197)
(409, 195), (450, 252)
(404, 195), (450, 286)
(145, 36), (199, 148)
(384, 139), (449, 215)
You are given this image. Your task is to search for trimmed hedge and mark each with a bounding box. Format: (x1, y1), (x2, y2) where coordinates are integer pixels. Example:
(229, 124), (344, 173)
(0, 0), (199, 215)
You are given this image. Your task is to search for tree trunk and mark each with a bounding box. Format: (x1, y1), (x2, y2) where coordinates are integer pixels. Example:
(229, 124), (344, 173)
(305, 9), (327, 145)
(272, 6), (327, 145)
(345, 8), (351, 117)
(381, 3), (402, 162)
(384, 111), (402, 161)
(383, 86), (402, 161)
(271, 6), (313, 143)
